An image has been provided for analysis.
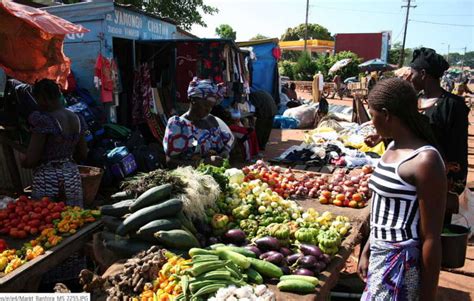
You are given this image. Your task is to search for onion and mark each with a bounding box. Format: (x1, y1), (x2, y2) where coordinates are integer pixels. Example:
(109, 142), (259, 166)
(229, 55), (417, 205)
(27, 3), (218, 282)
(333, 185), (343, 193)
(360, 187), (370, 194)
(343, 180), (353, 187)
(350, 176), (360, 183)
(343, 186), (356, 193)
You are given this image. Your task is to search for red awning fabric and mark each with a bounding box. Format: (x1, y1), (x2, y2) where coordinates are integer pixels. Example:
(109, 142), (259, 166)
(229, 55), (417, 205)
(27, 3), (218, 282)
(0, 0), (89, 88)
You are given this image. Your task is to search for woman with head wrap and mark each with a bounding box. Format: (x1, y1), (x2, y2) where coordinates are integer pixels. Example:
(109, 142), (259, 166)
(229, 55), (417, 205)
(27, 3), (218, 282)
(163, 78), (234, 168)
(409, 47), (469, 223)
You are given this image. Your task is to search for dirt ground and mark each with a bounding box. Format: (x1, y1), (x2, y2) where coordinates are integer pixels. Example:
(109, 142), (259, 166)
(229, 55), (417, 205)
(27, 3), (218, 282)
(264, 90), (474, 300)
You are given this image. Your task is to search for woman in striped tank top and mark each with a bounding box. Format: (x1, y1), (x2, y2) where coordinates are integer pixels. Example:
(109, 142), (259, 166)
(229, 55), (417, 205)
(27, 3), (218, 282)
(358, 78), (447, 301)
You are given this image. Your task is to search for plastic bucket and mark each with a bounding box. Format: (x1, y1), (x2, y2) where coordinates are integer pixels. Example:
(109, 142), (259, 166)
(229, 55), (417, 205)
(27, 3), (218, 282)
(441, 224), (470, 268)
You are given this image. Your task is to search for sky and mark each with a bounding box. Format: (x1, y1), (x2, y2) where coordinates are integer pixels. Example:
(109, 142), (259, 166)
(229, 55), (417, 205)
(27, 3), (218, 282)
(191, 0), (474, 55)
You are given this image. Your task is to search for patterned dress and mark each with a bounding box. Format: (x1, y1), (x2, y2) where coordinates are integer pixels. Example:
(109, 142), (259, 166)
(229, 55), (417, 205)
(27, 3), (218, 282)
(28, 111), (86, 207)
(163, 114), (234, 160)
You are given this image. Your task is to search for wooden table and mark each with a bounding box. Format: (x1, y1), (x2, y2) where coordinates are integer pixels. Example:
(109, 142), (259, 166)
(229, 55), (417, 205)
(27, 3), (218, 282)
(272, 200), (370, 300)
(0, 221), (103, 292)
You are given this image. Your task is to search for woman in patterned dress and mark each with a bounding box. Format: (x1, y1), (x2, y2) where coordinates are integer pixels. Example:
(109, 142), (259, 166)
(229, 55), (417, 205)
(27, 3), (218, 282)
(21, 79), (88, 207)
(163, 78), (234, 168)
(358, 78), (446, 301)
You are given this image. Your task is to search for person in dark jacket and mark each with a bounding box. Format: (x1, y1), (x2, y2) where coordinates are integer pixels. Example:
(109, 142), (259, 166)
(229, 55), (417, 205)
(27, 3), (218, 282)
(410, 47), (469, 223)
(249, 90), (277, 152)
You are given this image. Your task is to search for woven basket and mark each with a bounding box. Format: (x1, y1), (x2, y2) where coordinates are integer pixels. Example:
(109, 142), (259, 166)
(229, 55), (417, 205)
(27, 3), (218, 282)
(78, 165), (103, 207)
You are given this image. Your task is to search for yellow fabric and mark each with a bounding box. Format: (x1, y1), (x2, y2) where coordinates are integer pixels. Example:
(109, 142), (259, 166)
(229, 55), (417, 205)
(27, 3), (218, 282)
(359, 141), (385, 156)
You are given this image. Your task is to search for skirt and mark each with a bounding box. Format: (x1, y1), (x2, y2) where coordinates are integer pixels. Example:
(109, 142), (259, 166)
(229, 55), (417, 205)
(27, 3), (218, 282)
(361, 239), (420, 301)
(32, 159), (83, 207)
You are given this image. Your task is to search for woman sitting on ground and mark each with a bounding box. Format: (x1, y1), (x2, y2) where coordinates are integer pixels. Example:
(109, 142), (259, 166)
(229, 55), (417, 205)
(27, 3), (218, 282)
(163, 78), (234, 168)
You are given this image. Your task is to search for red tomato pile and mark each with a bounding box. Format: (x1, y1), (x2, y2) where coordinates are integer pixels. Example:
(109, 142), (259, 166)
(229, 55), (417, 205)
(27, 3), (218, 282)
(241, 161), (374, 208)
(0, 196), (65, 239)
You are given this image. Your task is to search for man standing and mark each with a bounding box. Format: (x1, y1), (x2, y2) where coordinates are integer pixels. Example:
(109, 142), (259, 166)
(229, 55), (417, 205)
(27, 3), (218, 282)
(249, 90), (277, 154)
(312, 71), (324, 102)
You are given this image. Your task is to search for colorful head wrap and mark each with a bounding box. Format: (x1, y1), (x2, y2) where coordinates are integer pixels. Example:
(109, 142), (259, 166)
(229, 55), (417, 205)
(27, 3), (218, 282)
(187, 77), (225, 100)
(410, 47), (449, 78)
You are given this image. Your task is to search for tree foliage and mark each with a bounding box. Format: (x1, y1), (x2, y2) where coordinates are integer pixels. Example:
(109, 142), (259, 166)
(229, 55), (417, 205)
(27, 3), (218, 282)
(250, 34), (270, 41)
(215, 24), (237, 40)
(446, 51), (474, 68)
(115, 0), (218, 30)
(281, 23), (333, 41)
(388, 42), (413, 66)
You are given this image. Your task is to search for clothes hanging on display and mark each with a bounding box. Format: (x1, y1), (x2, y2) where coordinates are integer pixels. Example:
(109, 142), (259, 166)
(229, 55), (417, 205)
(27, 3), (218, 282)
(176, 42), (198, 103)
(94, 54), (118, 103)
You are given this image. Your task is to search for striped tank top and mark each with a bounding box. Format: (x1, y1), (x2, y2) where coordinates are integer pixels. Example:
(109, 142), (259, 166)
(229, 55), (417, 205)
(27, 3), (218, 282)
(368, 143), (442, 242)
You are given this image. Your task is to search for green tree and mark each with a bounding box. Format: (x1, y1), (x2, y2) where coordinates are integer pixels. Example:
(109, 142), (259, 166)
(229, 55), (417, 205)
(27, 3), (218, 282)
(292, 52), (318, 81)
(215, 24), (237, 40)
(250, 34), (270, 41)
(314, 51), (361, 80)
(281, 23), (333, 41)
(116, 0), (218, 30)
(388, 42), (413, 66)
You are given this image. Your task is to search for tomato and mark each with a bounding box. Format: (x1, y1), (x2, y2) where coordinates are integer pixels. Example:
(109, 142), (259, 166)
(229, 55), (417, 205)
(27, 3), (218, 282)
(47, 203), (55, 210)
(28, 220), (40, 228)
(29, 228), (38, 235)
(39, 225), (46, 231)
(23, 225), (31, 232)
(352, 193), (363, 202)
(30, 212), (40, 220)
(0, 228), (7, 234)
(21, 215), (29, 222)
(19, 195), (29, 202)
(51, 206), (62, 213)
(17, 223), (25, 230)
(34, 207), (42, 214)
(24, 205), (33, 212)
(57, 202), (65, 208)
(7, 203), (15, 210)
(9, 228), (18, 238)
(41, 208), (50, 216)
(51, 212), (61, 220)
(45, 216), (53, 224)
(10, 218), (20, 226)
(45, 223), (53, 228)
(0, 212), (8, 220)
(17, 230), (27, 239)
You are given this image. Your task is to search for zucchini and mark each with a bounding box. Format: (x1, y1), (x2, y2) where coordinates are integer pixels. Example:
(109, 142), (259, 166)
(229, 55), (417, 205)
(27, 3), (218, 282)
(248, 257), (283, 278)
(216, 246), (256, 258)
(102, 216), (122, 232)
(111, 191), (133, 201)
(280, 275), (319, 286)
(176, 211), (198, 235)
(116, 199), (183, 236)
(100, 199), (135, 217)
(216, 249), (251, 269)
(277, 279), (316, 294)
(154, 229), (200, 249)
(246, 268), (263, 284)
(129, 184), (173, 212)
(136, 218), (181, 237)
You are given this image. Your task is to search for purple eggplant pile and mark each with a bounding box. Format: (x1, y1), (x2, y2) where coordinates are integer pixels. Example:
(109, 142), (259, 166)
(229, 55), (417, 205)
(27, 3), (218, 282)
(242, 236), (332, 276)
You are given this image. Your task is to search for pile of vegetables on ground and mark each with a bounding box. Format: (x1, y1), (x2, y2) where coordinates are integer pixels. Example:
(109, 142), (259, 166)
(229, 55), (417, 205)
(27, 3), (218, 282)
(0, 196), (99, 275)
(92, 161), (360, 298)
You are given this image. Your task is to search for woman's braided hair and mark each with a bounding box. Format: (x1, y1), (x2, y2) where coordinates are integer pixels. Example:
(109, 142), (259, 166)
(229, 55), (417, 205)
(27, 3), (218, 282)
(33, 79), (61, 103)
(368, 77), (438, 148)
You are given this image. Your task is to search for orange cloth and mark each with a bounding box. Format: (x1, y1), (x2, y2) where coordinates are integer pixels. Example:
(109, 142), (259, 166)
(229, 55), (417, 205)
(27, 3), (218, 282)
(0, 0), (88, 88)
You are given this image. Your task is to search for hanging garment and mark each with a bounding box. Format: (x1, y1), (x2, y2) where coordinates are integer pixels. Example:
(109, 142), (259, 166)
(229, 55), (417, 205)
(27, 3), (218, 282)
(176, 42), (198, 102)
(94, 54), (116, 103)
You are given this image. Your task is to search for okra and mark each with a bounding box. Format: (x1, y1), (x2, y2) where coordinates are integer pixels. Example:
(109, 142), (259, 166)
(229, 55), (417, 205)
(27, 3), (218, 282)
(181, 275), (189, 299)
(192, 283), (227, 298)
(189, 248), (217, 257)
(198, 270), (232, 280)
(191, 255), (219, 261)
(189, 280), (228, 293)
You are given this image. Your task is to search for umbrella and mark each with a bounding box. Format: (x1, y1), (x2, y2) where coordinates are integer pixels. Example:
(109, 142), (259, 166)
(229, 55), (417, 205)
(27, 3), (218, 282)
(0, 0), (88, 88)
(329, 58), (352, 74)
(358, 59), (394, 72)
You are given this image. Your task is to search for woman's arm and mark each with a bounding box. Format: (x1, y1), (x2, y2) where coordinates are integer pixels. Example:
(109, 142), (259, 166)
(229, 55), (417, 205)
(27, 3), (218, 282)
(21, 133), (46, 168)
(357, 239), (371, 282)
(74, 135), (88, 163)
(415, 151), (447, 301)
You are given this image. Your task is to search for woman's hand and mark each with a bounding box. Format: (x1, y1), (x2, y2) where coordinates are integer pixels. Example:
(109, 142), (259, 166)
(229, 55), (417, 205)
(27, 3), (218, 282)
(364, 134), (383, 147)
(357, 246), (370, 282)
(204, 155), (224, 167)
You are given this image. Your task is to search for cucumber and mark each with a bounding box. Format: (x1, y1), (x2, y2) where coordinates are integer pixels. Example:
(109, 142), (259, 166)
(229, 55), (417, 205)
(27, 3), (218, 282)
(280, 275), (319, 286)
(100, 199), (135, 217)
(136, 218), (181, 238)
(116, 199), (183, 236)
(246, 268), (263, 284)
(129, 184), (173, 212)
(176, 211), (198, 235)
(277, 279), (316, 294)
(216, 249), (251, 269)
(102, 216), (123, 232)
(248, 257), (283, 278)
(103, 237), (155, 258)
(111, 191), (133, 201)
(216, 246), (256, 258)
(154, 229), (200, 249)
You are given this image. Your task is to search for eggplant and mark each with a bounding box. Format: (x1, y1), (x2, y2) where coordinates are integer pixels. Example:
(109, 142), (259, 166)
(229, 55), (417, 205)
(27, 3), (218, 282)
(321, 253), (332, 265)
(260, 251), (281, 260)
(245, 245), (261, 257)
(299, 255), (318, 269)
(280, 265), (291, 275)
(223, 229), (246, 245)
(279, 247), (292, 257)
(316, 261), (327, 271)
(255, 236), (280, 251)
(264, 253), (284, 265)
(208, 237), (220, 245)
(299, 244), (323, 258)
(286, 253), (304, 265)
(294, 268), (315, 277)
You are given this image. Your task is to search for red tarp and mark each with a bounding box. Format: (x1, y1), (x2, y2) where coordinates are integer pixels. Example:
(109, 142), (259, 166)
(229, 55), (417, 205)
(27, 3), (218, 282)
(0, 0), (88, 88)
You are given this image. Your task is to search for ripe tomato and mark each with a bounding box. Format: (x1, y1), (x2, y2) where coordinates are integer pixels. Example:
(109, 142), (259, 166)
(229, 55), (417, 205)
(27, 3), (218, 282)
(23, 225), (31, 232)
(10, 218), (20, 226)
(24, 205), (33, 212)
(41, 208), (50, 216)
(34, 207), (42, 214)
(29, 228), (38, 235)
(7, 203), (15, 210)
(336, 194), (346, 202)
(41, 196), (51, 203)
(19, 195), (29, 202)
(21, 215), (29, 222)
(45, 216), (53, 224)
(17, 230), (27, 239)
(47, 203), (55, 210)
(0, 212), (8, 220)
(51, 212), (61, 220)
(52, 206), (62, 213)
(9, 228), (18, 238)
(57, 202), (65, 208)
(39, 225), (46, 231)
(28, 219), (40, 228)
(352, 193), (363, 202)
(45, 223), (53, 229)
(17, 223), (25, 230)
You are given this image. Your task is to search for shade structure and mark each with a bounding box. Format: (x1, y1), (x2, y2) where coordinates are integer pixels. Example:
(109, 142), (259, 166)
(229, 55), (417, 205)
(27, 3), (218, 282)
(329, 58), (352, 74)
(0, 0), (88, 88)
(358, 59), (394, 72)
